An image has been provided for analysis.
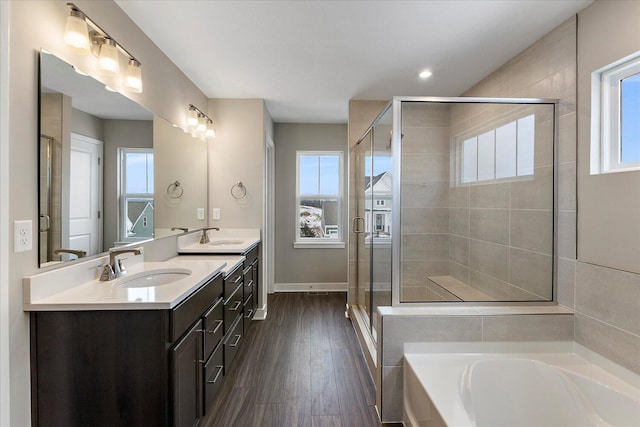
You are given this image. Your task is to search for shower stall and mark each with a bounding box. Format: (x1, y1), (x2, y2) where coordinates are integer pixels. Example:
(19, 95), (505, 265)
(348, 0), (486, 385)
(351, 97), (558, 341)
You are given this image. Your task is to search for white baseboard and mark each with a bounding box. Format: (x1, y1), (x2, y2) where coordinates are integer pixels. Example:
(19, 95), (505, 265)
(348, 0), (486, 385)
(274, 282), (348, 292)
(254, 304), (267, 320)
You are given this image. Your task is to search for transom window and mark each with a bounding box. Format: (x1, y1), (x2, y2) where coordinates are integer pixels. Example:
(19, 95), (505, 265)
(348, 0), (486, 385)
(592, 53), (640, 173)
(295, 151), (344, 248)
(460, 114), (535, 183)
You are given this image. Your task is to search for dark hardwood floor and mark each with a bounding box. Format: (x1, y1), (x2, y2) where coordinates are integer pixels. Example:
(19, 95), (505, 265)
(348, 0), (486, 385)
(201, 292), (394, 427)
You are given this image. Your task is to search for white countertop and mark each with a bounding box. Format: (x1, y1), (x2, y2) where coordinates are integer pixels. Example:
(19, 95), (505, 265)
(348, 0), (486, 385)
(171, 255), (245, 277)
(177, 229), (260, 254)
(24, 258), (226, 311)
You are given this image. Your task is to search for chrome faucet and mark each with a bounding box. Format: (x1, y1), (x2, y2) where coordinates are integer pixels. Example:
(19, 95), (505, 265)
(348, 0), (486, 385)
(199, 227), (220, 244)
(53, 248), (87, 259)
(100, 248), (142, 281)
(171, 227), (189, 232)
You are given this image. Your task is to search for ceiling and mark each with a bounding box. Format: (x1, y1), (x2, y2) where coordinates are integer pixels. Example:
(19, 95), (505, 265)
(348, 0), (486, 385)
(115, 0), (592, 124)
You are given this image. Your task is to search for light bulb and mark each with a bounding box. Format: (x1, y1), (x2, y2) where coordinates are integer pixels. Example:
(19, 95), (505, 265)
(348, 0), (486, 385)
(64, 9), (90, 55)
(206, 121), (216, 138)
(197, 115), (207, 132)
(123, 59), (142, 93)
(187, 108), (198, 129)
(97, 38), (120, 75)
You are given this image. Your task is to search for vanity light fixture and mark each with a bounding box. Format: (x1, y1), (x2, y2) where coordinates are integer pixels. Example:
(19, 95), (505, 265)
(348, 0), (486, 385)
(187, 104), (216, 141)
(97, 37), (120, 75)
(64, 6), (90, 55)
(123, 59), (143, 93)
(63, 3), (143, 93)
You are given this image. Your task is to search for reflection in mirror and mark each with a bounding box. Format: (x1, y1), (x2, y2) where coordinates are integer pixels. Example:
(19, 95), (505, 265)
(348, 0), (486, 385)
(39, 51), (209, 269)
(39, 50), (154, 267)
(153, 116), (208, 238)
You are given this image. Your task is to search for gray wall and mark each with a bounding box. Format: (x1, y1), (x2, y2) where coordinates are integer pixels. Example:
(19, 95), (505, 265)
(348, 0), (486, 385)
(274, 123), (348, 288)
(575, 0), (640, 373)
(3, 2), (207, 424)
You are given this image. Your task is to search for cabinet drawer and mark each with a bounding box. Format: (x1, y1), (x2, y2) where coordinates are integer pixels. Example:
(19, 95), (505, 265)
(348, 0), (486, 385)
(171, 273), (222, 342)
(224, 316), (243, 373)
(203, 343), (224, 412)
(223, 265), (243, 299)
(243, 265), (254, 302)
(202, 297), (224, 360)
(243, 293), (254, 334)
(243, 245), (259, 268)
(223, 286), (243, 332)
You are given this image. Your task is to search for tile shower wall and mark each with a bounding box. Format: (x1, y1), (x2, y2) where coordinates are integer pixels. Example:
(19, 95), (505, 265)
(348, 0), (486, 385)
(446, 102), (555, 301)
(400, 103), (451, 301)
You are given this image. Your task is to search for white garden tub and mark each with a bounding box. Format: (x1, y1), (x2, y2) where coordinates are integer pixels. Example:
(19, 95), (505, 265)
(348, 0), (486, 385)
(404, 341), (640, 427)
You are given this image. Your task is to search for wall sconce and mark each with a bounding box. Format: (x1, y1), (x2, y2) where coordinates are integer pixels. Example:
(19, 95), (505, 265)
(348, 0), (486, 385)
(187, 105), (216, 141)
(63, 3), (143, 93)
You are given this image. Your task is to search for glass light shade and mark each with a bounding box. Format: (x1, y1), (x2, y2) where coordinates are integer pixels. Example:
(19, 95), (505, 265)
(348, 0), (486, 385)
(197, 115), (207, 132)
(64, 12), (90, 55)
(97, 39), (120, 75)
(187, 108), (198, 128)
(124, 59), (143, 93)
(206, 122), (216, 138)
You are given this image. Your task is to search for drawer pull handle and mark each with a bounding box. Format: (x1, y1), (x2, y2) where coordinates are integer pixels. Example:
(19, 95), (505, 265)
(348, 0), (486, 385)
(207, 365), (224, 384)
(231, 275), (243, 284)
(245, 309), (254, 318)
(229, 301), (241, 311)
(209, 320), (223, 334)
(246, 280), (254, 287)
(229, 334), (241, 347)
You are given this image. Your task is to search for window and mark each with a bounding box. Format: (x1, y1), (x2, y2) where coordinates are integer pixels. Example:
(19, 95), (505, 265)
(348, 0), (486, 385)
(460, 114), (535, 184)
(593, 54), (640, 173)
(119, 148), (154, 242)
(295, 151), (344, 248)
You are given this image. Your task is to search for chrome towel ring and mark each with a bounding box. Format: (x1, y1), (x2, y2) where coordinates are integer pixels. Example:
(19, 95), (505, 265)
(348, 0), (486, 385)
(167, 181), (184, 198)
(231, 181), (247, 199)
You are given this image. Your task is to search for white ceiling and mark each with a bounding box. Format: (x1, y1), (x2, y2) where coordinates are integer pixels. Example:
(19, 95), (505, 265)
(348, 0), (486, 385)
(115, 0), (592, 123)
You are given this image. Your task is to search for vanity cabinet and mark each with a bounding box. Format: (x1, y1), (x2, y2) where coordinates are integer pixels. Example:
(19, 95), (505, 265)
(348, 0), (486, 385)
(30, 272), (224, 427)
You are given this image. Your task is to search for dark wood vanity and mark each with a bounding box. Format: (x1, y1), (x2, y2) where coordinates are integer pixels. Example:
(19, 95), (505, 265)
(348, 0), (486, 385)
(29, 244), (260, 427)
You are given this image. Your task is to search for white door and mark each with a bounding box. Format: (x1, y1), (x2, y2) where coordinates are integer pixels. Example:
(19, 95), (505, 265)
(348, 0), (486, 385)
(68, 133), (103, 258)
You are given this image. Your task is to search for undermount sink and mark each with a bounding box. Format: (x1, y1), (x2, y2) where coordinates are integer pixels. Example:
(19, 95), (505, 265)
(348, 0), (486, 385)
(116, 268), (192, 288)
(207, 240), (244, 246)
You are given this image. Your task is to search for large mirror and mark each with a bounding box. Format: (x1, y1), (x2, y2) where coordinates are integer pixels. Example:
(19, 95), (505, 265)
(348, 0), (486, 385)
(39, 51), (208, 267)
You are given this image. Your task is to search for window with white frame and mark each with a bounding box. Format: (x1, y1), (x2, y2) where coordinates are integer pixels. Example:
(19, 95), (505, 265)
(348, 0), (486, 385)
(295, 151), (343, 247)
(593, 54), (640, 173)
(461, 114), (535, 183)
(119, 148), (154, 242)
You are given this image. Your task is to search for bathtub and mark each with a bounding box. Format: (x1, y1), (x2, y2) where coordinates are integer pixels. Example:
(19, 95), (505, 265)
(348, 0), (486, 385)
(403, 341), (640, 427)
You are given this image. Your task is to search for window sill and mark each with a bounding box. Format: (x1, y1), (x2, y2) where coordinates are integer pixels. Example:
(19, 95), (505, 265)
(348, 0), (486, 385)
(293, 241), (346, 249)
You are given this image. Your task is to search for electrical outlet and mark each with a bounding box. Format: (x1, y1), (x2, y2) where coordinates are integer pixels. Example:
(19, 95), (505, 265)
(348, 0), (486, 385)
(197, 208), (205, 220)
(14, 220), (32, 252)
(212, 208), (220, 220)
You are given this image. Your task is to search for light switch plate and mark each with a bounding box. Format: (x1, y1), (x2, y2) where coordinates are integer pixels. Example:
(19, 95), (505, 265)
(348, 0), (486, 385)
(212, 208), (220, 220)
(14, 220), (32, 252)
(197, 208), (205, 220)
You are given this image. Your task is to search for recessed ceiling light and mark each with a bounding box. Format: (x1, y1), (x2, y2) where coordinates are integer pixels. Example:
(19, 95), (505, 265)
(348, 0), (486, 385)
(419, 70), (433, 79)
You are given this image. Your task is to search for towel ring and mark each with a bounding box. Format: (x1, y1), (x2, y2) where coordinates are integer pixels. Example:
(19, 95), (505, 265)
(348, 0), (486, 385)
(231, 181), (247, 199)
(167, 181), (184, 199)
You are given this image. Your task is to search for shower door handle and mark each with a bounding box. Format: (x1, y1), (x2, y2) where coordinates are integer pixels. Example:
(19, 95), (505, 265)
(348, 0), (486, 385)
(39, 214), (50, 233)
(352, 217), (365, 234)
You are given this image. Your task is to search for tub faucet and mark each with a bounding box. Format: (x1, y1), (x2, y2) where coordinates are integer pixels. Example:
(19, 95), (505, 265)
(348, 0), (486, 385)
(200, 227), (220, 244)
(100, 248), (142, 281)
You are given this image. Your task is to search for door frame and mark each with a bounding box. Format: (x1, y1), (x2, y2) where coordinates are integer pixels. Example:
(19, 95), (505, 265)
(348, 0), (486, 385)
(259, 136), (275, 319)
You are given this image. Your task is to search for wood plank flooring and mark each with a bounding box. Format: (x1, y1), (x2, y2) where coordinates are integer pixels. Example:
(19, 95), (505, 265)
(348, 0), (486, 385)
(201, 292), (395, 427)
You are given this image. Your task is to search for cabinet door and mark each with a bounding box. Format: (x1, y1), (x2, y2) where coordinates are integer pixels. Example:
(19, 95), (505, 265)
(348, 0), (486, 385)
(172, 320), (203, 427)
(251, 260), (259, 311)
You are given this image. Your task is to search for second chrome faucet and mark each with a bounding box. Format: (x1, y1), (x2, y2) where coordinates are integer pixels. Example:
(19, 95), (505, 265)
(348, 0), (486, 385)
(100, 248), (142, 281)
(199, 227), (220, 244)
